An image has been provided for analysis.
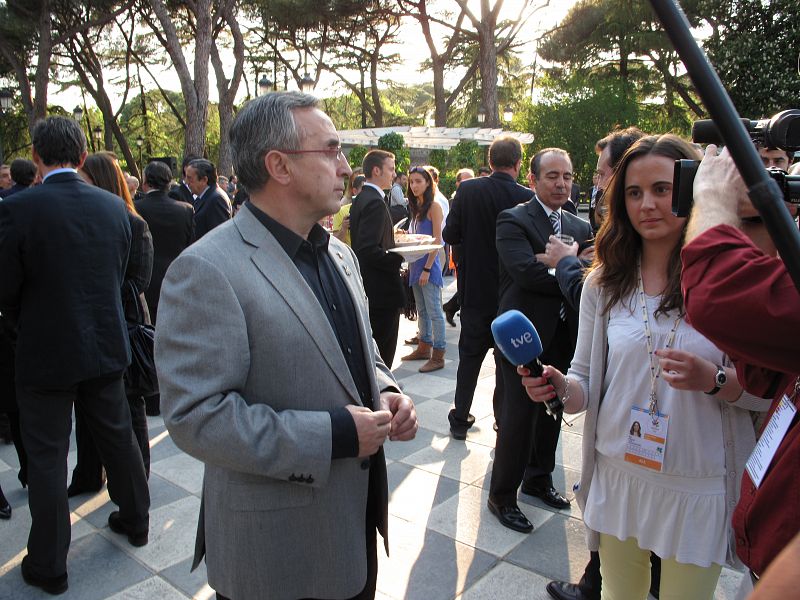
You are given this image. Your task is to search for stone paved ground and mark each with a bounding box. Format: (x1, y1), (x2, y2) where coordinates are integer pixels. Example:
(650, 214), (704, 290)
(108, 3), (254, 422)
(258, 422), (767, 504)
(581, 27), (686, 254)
(0, 278), (745, 599)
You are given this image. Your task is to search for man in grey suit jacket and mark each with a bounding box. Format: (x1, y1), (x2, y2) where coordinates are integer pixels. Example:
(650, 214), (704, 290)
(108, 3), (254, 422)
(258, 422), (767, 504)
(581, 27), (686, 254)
(155, 92), (418, 600)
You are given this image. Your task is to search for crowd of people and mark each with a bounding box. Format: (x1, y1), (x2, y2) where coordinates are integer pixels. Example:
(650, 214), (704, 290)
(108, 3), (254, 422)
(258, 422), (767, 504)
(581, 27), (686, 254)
(0, 91), (797, 600)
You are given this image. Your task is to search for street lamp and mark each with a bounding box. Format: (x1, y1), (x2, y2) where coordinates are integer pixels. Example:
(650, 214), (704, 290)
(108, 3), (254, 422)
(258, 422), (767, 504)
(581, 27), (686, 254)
(477, 106), (486, 124)
(0, 88), (13, 165)
(258, 75), (272, 96)
(503, 105), (514, 124)
(136, 135), (144, 171)
(299, 73), (315, 94)
(0, 89), (12, 112)
(72, 105), (84, 122)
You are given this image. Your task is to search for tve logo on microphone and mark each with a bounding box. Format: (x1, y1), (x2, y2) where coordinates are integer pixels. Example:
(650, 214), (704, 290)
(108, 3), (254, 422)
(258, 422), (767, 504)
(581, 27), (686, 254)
(509, 331), (534, 348)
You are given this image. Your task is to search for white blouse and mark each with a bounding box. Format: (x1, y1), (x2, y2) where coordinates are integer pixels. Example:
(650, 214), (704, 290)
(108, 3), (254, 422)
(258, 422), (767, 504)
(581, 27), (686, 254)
(582, 293), (729, 567)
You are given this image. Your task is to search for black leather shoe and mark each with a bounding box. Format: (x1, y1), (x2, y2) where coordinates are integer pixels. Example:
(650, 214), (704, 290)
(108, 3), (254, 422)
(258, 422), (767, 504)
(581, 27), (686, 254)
(546, 581), (594, 600)
(21, 556), (68, 595)
(108, 511), (149, 547)
(521, 483), (571, 509)
(487, 499), (533, 533)
(444, 307), (457, 327)
(448, 410), (475, 440)
(0, 501), (10, 520)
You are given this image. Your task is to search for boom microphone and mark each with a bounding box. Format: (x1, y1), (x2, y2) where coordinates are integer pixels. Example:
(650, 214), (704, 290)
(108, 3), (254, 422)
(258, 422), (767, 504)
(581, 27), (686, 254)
(491, 310), (563, 419)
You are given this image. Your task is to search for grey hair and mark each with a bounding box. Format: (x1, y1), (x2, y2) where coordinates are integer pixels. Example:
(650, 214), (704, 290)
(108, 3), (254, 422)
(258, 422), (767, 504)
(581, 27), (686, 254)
(229, 91), (320, 192)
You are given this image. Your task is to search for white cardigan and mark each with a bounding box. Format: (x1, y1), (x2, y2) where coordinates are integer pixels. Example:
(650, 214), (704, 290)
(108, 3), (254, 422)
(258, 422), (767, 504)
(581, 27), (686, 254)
(567, 269), (771, 567)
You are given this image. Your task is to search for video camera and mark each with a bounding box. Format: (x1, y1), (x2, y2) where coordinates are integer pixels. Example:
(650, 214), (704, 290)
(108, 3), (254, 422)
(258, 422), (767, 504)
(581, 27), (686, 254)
(672, 109), (800, 217)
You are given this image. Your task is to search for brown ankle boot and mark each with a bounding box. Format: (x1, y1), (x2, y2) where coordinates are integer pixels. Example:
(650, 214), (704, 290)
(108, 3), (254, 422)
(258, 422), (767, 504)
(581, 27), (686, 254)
(401, 341), (432, 361)
(419, 348), (445, 372)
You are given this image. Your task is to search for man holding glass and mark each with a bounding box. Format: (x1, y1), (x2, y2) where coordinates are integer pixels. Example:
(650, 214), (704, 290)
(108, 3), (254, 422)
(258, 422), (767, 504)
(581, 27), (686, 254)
(487, 148), (593, 533)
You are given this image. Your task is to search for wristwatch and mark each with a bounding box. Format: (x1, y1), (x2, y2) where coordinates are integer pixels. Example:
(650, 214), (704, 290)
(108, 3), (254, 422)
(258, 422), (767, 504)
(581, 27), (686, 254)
(705, 365), (727, 395)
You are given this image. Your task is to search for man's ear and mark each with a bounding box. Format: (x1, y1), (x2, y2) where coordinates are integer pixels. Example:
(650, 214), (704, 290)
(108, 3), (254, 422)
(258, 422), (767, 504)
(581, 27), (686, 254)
(74, 150), (88, 170)
(264, 150), (292, 186)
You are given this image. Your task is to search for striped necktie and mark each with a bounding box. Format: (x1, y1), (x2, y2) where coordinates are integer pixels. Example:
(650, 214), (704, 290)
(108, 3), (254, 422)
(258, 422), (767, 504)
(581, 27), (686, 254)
(549, 211), (567, 321)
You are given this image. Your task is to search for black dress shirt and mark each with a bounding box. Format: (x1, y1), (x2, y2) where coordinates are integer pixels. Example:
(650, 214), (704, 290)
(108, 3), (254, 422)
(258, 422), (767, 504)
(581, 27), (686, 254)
(246, 202), (369, 459)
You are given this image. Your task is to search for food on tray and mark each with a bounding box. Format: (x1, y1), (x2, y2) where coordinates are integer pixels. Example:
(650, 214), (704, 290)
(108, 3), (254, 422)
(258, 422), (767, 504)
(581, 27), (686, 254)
(394, 233), (435, 246)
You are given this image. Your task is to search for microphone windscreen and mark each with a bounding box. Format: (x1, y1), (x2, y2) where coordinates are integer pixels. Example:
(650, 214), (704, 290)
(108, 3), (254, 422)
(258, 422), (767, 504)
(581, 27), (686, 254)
(491, 310), (544, 366)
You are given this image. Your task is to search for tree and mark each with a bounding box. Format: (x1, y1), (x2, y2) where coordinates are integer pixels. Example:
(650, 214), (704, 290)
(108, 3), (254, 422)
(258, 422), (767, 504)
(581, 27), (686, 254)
(378, 132), (409, 172)
(699, 0), (800, 118)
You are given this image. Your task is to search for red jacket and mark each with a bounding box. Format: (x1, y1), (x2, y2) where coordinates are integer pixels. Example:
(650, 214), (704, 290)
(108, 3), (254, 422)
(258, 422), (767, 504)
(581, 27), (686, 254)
(682, 224), (799, 576)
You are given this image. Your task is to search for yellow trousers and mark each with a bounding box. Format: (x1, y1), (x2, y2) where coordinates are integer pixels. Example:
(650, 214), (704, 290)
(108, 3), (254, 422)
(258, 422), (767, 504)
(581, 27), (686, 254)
(598, 533), (722, 600)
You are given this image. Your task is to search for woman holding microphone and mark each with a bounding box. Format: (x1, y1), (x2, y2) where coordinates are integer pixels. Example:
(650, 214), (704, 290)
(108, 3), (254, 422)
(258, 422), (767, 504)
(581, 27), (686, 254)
(520, 134), (769, 600)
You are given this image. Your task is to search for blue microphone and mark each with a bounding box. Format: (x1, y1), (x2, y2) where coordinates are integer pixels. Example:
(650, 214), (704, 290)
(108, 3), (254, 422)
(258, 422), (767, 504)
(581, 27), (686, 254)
(491, 310), (563, 419)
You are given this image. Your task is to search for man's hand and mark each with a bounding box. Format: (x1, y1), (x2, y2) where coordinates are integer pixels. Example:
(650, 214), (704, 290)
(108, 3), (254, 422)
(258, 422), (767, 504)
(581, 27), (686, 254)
(540, 235), (578, 268)
(380, 391), (418, 442)
(345, 405), (392, 457)
(687, 145), (748, 242)
(578, 245), (595, 262)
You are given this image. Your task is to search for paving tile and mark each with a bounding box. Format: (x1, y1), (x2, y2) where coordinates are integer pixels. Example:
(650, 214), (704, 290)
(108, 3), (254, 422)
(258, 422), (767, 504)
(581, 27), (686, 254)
(387, 462), (463, 524)
(376, 516), (497, 600)
(465, 415), (499, 449)
(554, 429), (584, 472)
(148, 429), (185, 464)
(150, 452), (204, 496)
(100, 495), (200, 572)
(426, 485), (555, 557)
(0, 501), (95, 570)
(402, 373), (462, 399)
(0, 533), (151, 600)
(106, 576), (188, 600)
(0, 467), (27, 510)
(383, 427), (437, 462)
(457, 561), (553, 600)
(414, 398), (457, 436)
(160, 556), (214, 599)
(0, 456), (10, 473)
(76, 472), (192, 530)
(505, 513), (592, 583)
(401, 435), (494, 485)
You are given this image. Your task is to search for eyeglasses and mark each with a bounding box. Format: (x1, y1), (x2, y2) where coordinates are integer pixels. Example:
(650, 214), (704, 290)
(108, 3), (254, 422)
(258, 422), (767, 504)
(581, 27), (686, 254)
(278, 147), (345, 162)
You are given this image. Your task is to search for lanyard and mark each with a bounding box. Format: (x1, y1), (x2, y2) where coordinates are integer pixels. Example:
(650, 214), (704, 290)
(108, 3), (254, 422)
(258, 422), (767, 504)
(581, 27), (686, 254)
(637, 265), (682, 422)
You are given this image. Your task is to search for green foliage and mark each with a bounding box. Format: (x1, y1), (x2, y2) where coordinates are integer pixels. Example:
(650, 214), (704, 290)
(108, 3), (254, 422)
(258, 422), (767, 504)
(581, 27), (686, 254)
(377, 132), (409, 172)
(701, 0), (800, 117)
(427, 149), (447, 174)
(346, 145), (367, 170)
(447, 140), (482, 172)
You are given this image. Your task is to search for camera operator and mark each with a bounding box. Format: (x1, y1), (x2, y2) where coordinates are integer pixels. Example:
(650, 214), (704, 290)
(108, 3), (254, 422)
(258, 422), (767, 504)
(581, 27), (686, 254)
(682, 144), (800, 590)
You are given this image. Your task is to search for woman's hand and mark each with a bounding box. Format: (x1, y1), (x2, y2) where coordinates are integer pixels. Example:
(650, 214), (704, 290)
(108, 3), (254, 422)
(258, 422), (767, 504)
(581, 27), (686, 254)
(655, 348), (717, 392)
(517, 365), (565, 404)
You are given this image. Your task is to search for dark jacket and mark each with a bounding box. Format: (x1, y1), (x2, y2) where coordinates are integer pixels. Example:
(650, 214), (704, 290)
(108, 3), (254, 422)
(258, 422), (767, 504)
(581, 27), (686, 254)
(0, 171), (131, 386)
(193, 186), (231, 241)
(349, 185), (404, 310)
(168, 182), (194, 205)
(0, 183), (29, 199)
(496, 198), (593, 351)
(442, 171), (533, 313)
(135, 190), (194, 323)
(122, 212), (154, 324)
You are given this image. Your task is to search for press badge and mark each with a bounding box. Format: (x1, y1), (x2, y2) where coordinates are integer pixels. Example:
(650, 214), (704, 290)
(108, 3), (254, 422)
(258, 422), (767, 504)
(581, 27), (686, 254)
(624, 406), (670, 472)
(745, 395), (796, 488)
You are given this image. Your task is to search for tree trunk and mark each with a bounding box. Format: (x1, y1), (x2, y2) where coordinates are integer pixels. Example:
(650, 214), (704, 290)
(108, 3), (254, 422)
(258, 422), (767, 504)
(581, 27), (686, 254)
(147, 0), (214, 158)
(478, 24), (499, 127)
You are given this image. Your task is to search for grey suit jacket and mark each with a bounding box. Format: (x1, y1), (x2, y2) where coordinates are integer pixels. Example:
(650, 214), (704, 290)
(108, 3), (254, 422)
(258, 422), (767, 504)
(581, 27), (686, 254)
(155, 206), (396, 600)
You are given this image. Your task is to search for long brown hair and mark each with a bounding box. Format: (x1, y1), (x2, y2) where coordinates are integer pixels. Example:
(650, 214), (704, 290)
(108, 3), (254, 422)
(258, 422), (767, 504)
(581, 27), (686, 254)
(408, 166), (434, 223)
(592, 134), (701, 316)
(81, 151), (139, 216)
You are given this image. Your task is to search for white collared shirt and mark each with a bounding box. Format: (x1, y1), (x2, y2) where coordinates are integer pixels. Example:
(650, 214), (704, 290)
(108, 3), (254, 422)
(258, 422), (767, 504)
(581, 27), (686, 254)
(535, 195), (562, 220)
(43, 168), (78, 182)
(363, 182), (386, 197)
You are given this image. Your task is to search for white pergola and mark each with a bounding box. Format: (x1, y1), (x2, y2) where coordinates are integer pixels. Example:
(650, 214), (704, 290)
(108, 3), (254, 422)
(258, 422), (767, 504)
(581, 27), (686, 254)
(338, 126), (534, 150)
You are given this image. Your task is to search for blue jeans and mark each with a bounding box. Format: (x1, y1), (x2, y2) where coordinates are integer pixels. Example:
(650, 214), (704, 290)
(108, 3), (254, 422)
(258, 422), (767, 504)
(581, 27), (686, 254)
(412, 283), (446, 350)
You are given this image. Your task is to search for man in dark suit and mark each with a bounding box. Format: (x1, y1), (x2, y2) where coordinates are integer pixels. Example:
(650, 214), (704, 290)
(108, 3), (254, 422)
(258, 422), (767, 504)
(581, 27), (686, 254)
(168, 155), (198, 205)
(349, 149), (405, 368)
(487, 148), (592, 534)
(0, 116), (150, 595)
(442, 136), (534, 439)
(135, 161), (195, 324)
(184, 158), (231, 240)
(0, 158), (37, 198)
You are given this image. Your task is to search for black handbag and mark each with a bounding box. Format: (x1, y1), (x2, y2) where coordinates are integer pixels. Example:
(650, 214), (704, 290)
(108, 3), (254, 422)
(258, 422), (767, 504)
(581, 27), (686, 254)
(123, 282), (159, 398)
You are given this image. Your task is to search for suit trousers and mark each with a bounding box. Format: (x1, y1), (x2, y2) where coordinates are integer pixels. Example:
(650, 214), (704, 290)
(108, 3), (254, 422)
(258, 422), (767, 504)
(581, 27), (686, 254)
(451, 307), (503, 427)
(368, 306), (400, 369)
(71, 392), (151, 483)
(489, 318), (572, 505)
(17, 372), (150, 577)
